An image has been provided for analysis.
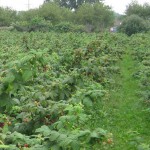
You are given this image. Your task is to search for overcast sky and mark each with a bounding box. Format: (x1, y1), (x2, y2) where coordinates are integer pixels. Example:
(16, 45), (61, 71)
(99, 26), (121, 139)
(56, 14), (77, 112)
(104, 0), (150, 14)
(0, 0), (150, 14)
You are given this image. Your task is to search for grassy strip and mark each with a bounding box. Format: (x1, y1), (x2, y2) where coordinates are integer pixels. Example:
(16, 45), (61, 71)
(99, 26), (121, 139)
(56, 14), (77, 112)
(97, 50), (150, 149)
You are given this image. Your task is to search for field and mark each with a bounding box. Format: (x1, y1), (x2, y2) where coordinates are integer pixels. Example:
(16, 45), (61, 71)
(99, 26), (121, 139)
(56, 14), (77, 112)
(0, 31), (150, 150)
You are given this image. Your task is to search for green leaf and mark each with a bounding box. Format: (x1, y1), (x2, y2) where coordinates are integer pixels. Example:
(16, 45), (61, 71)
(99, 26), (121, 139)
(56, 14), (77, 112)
(13, 131), (24, 139)
(6, 83), (14, 92)
(50, 145), (60, 150)
(22, 70), (33, 81)
(56, 121), (64, 130)
(35, 125), (51, 136)
(2, 124), (9, 133)
(57, 134), (67, 143)
(0, 145), (9, 148)
(78, 130), (90, 138)
(0, 93), (11, 107)
(12, 98), (20, 104)
(71, 140), (80, 150)
(3, 72), (15, 83)
(82, 97), (93, 107)
(137, 144), (150, 150)
(59, 138), (72, 147)
(49, 131), (60, 142)
(95, 128), (107, 136)
(90, 131), (99, 138)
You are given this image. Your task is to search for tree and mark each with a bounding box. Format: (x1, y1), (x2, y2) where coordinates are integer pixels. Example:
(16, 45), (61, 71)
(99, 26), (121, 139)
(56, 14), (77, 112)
(44, 0), (104, 10)
(38, 3), (63, 24)
(17, 9), (39, 22)
(38, 2), (73, 24)
(118, 14), (148, 36)
(75, 2), (114, 31)
(0, 7), (17, 26)
(126, 1), (150, 19)
(60, 7), (74, 22)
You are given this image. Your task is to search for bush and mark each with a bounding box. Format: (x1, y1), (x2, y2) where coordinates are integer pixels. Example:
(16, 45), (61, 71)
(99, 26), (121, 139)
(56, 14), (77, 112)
(13, 17), (52, 32)
(13, 20), (85, 33)
(0, 7), (16, 26)
(118, 15), (148, 36)
(53, 22), (85, 33)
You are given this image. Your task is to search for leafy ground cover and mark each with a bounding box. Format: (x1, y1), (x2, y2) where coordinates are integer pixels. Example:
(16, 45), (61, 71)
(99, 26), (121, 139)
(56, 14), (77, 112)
(0, 31), (149, 149)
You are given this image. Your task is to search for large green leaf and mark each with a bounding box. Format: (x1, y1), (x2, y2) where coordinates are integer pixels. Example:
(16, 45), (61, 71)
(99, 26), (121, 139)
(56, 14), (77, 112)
(0, 145), (9, 148)
(49, 131), (60, 142)
(57, 134), (67, 143)
(59, 138), (72, 147)
(0, 93), (11, 107)
(35, 125), (51, 136)
(90, 131), (99, 138)
(71, 140), (80, 150)
(22, 70), (33, 81)
(3, 72), (15, 83)
(82, 97), (93, 107)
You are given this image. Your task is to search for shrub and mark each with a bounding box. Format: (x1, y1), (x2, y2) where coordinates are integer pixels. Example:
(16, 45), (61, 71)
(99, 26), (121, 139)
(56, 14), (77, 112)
(118, 14), (148, 36)
(0, 7), (16, 26)
(53, 22), (85, 33)
(13, 17), (52, 32)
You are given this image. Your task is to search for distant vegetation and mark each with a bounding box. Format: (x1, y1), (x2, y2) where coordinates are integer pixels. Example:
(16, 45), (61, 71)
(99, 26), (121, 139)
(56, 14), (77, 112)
(0, 1), (114, 32)
(0, 0), (150, 33)
(118, 1), (150, 35)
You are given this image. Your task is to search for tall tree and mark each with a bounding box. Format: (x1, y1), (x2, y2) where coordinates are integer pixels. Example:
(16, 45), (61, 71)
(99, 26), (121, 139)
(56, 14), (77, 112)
(0, 7), (16, 26)
(39, 3), (63, 23)
(126, 1), (150, 19)
(38, 2), (73, 23)
(44, 0), (104, 10)
(75, 2), (114, 31)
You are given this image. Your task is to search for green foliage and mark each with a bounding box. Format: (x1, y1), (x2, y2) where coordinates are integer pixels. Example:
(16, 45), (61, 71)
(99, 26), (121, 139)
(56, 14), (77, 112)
(13, 17), (52, 32)
(126, 1), (150, 19)
(0, 31), (128, 149)
(0, 7), (16, 26)
(54, 22), (85, 32)
(38, 2), (64, 23)
(44, 0), (104, 10)
(0, 1), (115, 32)
(118, 14), (148, 36)
(60, 7), (74, 22)
(120, 1), (150, 36)
(35, 125), (110, 149)
(0, 49), (50, 109)
(0, 30), (149, 149)
(13, 20), (84, 33)
(17, 9), (39, 22)
(75, 3), (114, 32)
(130, 33), (150, 107)
(3, 1), (114, 32)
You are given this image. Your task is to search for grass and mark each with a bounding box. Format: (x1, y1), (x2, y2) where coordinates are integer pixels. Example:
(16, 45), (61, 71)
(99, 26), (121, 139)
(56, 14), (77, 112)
(95, 50), (150, 149)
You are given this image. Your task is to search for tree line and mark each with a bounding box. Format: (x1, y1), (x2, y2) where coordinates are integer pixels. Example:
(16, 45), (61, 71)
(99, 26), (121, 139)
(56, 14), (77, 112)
(0, 0), (150, 34)
(0, 1), (114, 32)
(44, 0), (104, 10)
